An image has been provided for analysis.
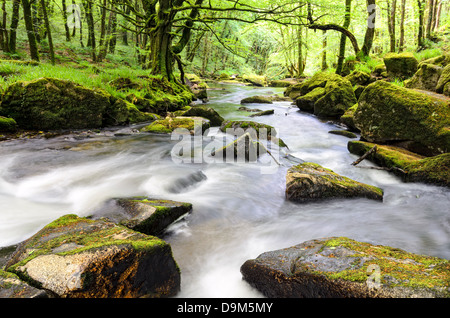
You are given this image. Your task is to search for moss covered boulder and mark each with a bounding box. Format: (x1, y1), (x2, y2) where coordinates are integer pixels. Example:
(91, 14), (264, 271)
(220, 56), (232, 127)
(240, 237), (450, 298)
(340, 104), (359, 132)
(345, 70), (374, 86)
(383, 52), (419, 79)
(348, 140), (450, 187)
(286, 162), (383, 202)
(288, 72), (357, 118)
(141, 116), (210, 135)
(210, 132), (268, 162)
(405, 63), (443, 92)
(4, 214), (180, 298)
(0, 116), (18, 132)
(112, 197), (193, 236)
(181, 106), (224, 126)
(354, 81), (450, 156)
(0, 270), (48, 298)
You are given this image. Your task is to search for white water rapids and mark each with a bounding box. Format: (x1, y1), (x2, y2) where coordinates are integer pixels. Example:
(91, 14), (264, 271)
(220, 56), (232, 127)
(0, 84), (449, 297)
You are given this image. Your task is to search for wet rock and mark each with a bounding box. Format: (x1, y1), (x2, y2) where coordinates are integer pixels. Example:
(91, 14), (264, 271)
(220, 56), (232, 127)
(240, 96), (273, 104)
(210, 132), (268, 162)
(249, 109), (275, 117)
(0, 270), (48, 298)
(181, 106), (224, 127)
(4, 214), (180, 298)
(383, 52), (418, 79)
(113, 197), (193, 235)
(285, 162), (383, 202)
(140, 116), (210, 135)
(240, 237), (450, 298)
(354, 81), (450, 156)
(328, 130), (357, 139)
(168, 171), (208, 193)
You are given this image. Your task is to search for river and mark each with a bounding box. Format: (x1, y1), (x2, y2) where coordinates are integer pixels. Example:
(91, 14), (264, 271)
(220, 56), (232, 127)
(0, 83), (449, 298)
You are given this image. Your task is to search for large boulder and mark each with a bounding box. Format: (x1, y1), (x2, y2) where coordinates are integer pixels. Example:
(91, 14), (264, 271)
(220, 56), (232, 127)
(240, 237), (450, 298)
(354, 81), (450, 156)
(210, 132), (268, 162)
(0, 77), (156, 131)
(288, 72), (357, 118)
(340, 104), (359, 132)
(348, 140), (450, 187)
(383, 52), (419, 79)
(4, 214), (180, 298)
(405, 63), (443, 91)
(0, 270), (48, 298)
(285, 162), (383, 202)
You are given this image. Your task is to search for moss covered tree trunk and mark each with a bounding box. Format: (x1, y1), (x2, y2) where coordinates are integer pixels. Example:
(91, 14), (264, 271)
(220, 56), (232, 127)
(21, 0), (39, 61)
(360, 0), (376, 57)
(9, 0), (21, 52)
(40, 0), (55, 64)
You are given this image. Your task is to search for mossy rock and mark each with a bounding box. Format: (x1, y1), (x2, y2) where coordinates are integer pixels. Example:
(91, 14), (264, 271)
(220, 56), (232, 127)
(242, 74), (267, 87)
(4, 214), (180, 298)
(108, 77), (141, 91)
(436, 64), (450, 94)
(420, 53), (450, 68)
(269, 79), (297, 87)
(220, 120), (287, 148)
(180, 106), (224, 126)
(140, 116), (210, 135)
(404, 63), (443, 92)
(328, 130), (357, 139)
(0, 77), (112, 130)
(113, 197), (193, 236)
(0, 269), (48, 298)
(0, 116), (18, 132)
(354, 81), (450, 156)
(241, 237), (450, 298)
(295, 87), (326, 112)
(210, 132), (268, 162)
(348, 140), (450, 187)
(285, 162), (383, 202)
(240, 95), (273, 104)
(345, 70), (373, 86)
(313, 76), (357, 118)
(383, 52), (418, 79)
(249, 109), (275, 117)
(340, 104), (359, 132)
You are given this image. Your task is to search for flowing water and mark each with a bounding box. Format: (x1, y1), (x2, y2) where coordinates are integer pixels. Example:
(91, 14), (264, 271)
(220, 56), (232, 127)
(0, 84), (449, 298)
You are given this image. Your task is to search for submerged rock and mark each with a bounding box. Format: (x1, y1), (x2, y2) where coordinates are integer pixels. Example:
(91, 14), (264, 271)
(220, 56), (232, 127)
(354, 81), (450, 156)
(240, 237), (450, 298)
(285, 162), (383, 202)
(4, 214), (180, 298)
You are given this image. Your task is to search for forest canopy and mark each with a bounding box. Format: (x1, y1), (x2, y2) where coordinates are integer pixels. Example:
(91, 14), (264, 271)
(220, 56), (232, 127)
(0, 0), (448, 82)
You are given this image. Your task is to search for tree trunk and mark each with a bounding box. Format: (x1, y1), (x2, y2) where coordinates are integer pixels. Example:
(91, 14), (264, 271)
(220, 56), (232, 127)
(360, 0), (376, 57)
(417, 0), (425, 48)
(434, 0), (442, 30)
(321, 30), (328, 71)
(426, 0), (435, 39)
(336, 0), (352, 75)
(398, 0), (406, 52)
(21, 0), (40, 61)
(40, 0), (54, 64)
(308, 24), (360, 57)
(9, 0), (21, 52)
(97, 0), (108, 61)
(109, 11), (117, 54)
(84, 0), (96, 61)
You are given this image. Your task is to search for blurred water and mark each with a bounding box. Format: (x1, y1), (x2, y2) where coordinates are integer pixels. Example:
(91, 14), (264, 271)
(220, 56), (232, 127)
(0, 83), (448, 297)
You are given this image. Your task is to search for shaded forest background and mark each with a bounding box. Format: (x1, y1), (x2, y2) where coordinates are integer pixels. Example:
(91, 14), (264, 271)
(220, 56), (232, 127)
(0, 0), (448, 83)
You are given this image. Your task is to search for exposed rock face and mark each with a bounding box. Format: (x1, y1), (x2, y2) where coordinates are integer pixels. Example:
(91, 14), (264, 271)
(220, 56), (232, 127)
(383, 52), (418, 79)
(354, 81), (450, 156)
(285, 162), (383, 202)
(240, 237), (450, 298)
(4, 215), (180, 298)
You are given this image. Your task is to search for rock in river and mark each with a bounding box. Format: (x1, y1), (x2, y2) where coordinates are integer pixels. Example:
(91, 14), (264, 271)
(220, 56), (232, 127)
(4, 214), (180, 298)
(240, 237), (450, 298)
(285, 162), (383, 202)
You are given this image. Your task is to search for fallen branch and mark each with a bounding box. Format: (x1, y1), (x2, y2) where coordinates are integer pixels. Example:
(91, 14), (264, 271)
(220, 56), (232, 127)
(354, 165), (408, 175)
(351, 145), (377, 166)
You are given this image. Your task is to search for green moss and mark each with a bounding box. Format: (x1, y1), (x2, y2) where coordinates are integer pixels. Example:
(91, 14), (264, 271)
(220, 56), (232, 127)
(383, 52), (419, 79)
(0, 116), (18, 132)
(141, 116), (209, 134)
(295, 87), (326, 112)
(436, 64), (450, 93)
